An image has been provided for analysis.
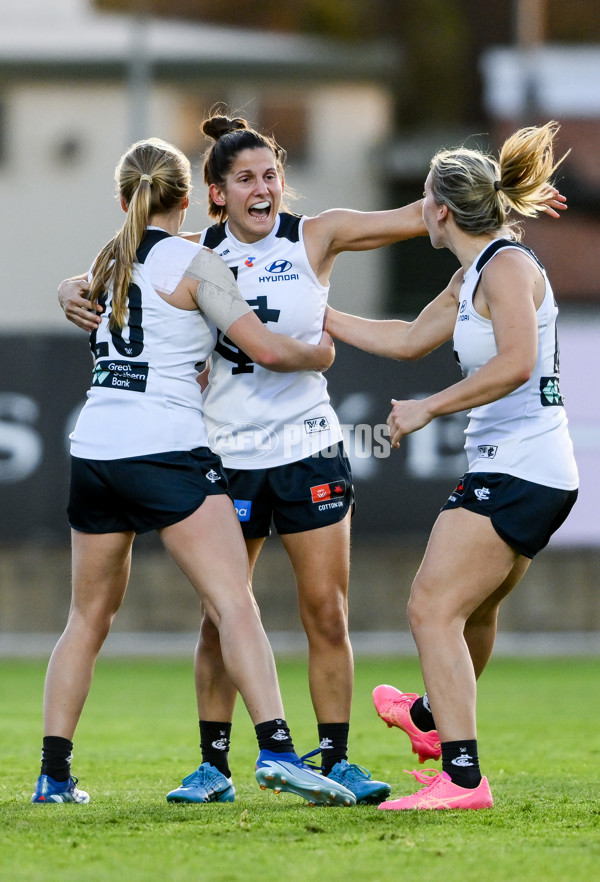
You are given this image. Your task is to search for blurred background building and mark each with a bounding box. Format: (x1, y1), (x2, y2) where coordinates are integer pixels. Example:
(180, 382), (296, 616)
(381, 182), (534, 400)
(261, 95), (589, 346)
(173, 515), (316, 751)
(1, 0), (598, 651)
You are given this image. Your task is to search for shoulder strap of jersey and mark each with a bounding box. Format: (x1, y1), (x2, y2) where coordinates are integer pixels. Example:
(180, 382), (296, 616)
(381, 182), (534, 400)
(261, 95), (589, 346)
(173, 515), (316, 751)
(275, 212), (302, 243)
(472, 238), (545, 300)
(475, 238), (544, 274)
(136, 229), (172, 264)
(202, 223), (227, 250)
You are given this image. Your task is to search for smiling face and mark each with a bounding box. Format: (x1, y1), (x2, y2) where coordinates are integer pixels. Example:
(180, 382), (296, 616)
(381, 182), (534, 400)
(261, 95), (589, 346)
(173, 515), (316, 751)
(209, 147), (284, 244)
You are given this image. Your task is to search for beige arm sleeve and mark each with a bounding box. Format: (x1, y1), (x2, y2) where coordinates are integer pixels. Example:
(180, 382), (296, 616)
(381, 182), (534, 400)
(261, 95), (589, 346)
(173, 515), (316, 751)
(184, 247), (252, 332)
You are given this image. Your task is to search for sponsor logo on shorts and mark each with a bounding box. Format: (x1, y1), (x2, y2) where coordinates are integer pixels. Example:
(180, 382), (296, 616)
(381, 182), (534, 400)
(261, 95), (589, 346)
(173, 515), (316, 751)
(234, 499), (252, 522)
(310, 480), (346, 504)
(477, 445), (498, 459)
(448, 479), (465, 502)
(474, 487), (491, 501)
(304, 416), (330, 434)
(92, 359), (149, 392)
(205, 469), (222, 483)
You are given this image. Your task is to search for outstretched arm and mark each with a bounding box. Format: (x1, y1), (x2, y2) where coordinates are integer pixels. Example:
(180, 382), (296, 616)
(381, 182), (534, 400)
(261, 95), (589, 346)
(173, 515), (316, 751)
(325, 270), (461, 361)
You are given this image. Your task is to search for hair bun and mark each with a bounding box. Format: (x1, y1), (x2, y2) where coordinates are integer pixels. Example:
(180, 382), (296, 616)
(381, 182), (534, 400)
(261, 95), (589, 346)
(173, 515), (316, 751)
(202, 115), (249, 141)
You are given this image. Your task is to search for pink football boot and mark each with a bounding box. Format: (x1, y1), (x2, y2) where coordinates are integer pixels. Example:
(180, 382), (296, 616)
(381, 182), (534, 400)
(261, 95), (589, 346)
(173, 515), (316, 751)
(373, 685), (441, 763)
(378, 768), (493, 811)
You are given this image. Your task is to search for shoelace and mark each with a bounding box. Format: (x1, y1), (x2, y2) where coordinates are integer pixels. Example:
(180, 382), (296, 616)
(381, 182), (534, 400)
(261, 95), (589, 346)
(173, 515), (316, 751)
(181, 765), (223, 787)
(299, 751), (371, 781)
(335, 763), (372, 782)
(299, 749), (323, 771)
(404, 768), (443, 788)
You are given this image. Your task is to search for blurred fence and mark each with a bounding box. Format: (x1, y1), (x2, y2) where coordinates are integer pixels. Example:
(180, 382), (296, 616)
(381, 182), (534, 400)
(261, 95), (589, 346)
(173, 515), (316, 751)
(1, 328), (599, 650)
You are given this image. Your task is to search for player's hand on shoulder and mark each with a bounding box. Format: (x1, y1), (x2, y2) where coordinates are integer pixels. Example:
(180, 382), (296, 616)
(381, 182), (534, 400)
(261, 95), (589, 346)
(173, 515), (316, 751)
(58, 277), (102, 332)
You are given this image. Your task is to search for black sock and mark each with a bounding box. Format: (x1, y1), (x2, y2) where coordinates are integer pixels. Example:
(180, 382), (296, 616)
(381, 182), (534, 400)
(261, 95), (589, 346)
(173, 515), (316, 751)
(318, 723), (349, 775)
(255, 719), (295, 754)
(200, 721), (232, 778)
(410, 694), (436, 732)
(441, 739), (482, 789)
(40, 735), (73, 782)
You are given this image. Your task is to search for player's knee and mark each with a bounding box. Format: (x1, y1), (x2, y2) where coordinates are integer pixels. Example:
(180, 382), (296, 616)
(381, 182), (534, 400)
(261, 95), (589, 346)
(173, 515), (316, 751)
(302, 597), (348, 646)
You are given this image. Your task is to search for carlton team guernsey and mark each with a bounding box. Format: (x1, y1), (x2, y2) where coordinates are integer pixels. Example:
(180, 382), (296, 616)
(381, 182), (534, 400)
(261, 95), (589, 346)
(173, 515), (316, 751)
(70, 230), (218, 460)
(453, 238), (578, 491)
(200, 212), (343, 469)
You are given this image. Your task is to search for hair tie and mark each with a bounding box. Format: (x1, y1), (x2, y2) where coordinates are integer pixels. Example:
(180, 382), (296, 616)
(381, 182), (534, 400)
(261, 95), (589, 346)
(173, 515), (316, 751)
(493, 180), (502, 191)
(140, 174), (153, 185)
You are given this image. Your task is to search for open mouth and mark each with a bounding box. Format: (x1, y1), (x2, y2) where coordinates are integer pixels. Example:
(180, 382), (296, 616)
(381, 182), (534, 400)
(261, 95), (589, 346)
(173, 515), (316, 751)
(249, 201), (271, 219)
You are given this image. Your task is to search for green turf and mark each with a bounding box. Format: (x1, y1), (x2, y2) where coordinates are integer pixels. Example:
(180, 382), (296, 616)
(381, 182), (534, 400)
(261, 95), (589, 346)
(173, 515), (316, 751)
(0, 656), (598, 881)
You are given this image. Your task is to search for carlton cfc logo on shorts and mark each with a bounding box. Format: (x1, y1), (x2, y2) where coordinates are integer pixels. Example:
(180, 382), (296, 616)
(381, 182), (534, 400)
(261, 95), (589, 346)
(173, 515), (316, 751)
(310, 480), (346, 504)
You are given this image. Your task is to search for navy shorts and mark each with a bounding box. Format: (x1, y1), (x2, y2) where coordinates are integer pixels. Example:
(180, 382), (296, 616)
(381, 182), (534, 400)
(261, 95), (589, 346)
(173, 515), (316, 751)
(68, 447), (230, 534)
(225, 442), (354, 538)
(441, 472), (578, 558)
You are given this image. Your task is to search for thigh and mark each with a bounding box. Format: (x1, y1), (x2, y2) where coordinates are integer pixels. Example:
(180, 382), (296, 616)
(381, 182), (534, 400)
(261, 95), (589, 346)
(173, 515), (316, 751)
(411, 507), (521, 622)
(70, 529), (135, 617)
(280, 512), (351, 608)
(159, 494), (252, 624)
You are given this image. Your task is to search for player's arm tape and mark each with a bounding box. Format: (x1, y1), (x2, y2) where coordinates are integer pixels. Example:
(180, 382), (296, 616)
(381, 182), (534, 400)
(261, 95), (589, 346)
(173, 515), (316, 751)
(184, 248), (252, 333)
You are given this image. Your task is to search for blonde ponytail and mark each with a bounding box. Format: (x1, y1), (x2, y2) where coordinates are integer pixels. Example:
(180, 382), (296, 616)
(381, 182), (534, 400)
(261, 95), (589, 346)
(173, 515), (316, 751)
(89, 138), (191, 328)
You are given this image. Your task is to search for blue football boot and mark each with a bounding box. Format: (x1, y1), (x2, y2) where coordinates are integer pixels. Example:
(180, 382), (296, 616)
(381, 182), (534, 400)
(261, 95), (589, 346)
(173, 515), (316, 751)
(255, 749), (355, 807)
(326, 759), (391, 805)
(166, 763), (235, 803)
(31, 774), (89, 804)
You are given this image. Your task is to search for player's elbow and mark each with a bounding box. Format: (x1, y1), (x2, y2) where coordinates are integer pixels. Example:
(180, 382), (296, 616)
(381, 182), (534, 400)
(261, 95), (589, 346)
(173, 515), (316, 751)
(251, 346), (283, 370)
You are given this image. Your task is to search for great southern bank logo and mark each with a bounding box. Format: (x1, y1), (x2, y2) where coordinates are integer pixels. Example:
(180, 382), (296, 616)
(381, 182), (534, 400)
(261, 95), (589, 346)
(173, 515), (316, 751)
(208, 422), (278, 459)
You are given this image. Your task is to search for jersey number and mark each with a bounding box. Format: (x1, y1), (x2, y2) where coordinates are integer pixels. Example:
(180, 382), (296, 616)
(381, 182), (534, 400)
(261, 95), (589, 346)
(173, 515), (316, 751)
(90, 283), (145, 358)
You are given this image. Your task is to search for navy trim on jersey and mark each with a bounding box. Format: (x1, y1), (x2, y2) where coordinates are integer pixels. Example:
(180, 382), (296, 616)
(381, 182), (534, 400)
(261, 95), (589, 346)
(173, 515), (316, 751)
(472, 238), (545, 301)
(475, 238), (544, 274)
(203, 224), (227, 250)
(275, 213), (301, 243)
(136, 229), (172, 264)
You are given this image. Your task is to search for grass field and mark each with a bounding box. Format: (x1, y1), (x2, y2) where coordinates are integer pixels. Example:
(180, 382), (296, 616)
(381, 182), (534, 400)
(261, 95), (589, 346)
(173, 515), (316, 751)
(0, 655), (598, 881)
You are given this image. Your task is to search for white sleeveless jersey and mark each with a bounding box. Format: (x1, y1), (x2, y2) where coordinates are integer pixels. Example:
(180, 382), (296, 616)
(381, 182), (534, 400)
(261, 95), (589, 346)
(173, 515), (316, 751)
(453, 238), (578, 490)
(70, 230), (218, 460)
(200, 213), (342, 469)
